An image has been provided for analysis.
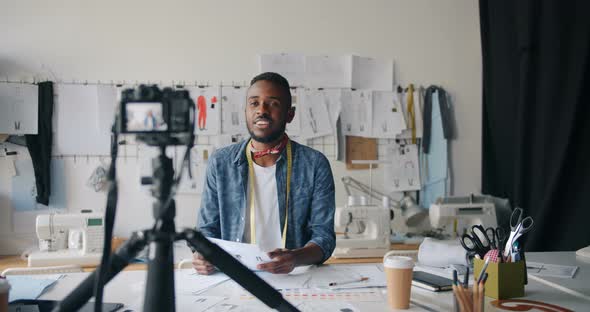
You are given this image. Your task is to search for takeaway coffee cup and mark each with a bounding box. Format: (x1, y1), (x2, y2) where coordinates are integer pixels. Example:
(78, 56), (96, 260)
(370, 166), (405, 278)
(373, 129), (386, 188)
(0, 278), (10, 312)
(383, 253), (415, 309)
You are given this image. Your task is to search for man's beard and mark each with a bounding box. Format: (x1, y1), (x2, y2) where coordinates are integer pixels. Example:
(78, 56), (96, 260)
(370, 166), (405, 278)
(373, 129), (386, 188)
(247, 121), (287, 143)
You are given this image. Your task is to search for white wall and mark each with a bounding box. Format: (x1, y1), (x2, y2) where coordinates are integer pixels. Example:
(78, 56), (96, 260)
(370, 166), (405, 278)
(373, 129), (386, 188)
(0, 0), (482, 251)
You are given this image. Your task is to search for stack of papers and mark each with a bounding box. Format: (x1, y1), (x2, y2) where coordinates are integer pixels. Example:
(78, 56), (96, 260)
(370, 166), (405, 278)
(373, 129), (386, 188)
(175, 269), (230, 295)
(527, 262), (579, 279)
(208, 238), (272, 271)
(6, 274), (62, 302)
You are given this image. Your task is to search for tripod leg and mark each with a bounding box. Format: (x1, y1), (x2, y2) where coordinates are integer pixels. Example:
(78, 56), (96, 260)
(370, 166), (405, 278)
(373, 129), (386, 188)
(182, 229), (300, 312)
(53, 231), (149, 312)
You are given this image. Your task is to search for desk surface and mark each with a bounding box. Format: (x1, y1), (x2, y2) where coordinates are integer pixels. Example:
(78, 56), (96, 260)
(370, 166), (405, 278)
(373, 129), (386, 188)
(0, 243), (420, 273)
(5, 251), (590, 311)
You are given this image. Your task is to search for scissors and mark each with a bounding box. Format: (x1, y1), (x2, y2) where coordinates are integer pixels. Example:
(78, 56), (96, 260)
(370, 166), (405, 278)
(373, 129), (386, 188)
(460, 225), (492, 259)
(485, 227), (507, 250)
(503, 207), (534, 259)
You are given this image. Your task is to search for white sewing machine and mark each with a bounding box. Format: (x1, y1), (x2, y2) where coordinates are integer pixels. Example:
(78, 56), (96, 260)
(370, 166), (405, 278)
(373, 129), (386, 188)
(332, 196), (391, 258)
(429, 195), (497, 236)
(27, 212), (104, 267)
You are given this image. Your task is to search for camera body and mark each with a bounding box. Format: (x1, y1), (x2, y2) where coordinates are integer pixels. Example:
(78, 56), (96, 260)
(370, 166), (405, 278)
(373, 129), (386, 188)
(118, 85), (195, 146)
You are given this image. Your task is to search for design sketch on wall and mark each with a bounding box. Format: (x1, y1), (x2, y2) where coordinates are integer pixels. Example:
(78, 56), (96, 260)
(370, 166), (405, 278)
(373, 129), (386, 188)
(341, 89), (373, 137)
(221, 86), (248, 137)
(372, 91), (406, 138)
(300, 89), (334, 139)
(384, 143), (421, 192)
(185, 86), (221, 135)
(286, 87), (303, 137)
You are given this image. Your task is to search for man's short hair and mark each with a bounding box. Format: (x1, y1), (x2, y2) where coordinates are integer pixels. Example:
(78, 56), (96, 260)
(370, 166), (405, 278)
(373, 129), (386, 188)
(250, 72), (292, 108)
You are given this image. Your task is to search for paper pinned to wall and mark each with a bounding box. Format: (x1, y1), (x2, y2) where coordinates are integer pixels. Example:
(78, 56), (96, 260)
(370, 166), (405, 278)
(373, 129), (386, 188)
(304, 55), (353, 88)
(341, 90), (373, 137)
(11, 159), (37, 211)
(96, 84), (117, 134)
(187, 86), (221, 136)
(54, 84), (110, 155)
(372, 91), (406, 138)
(323, 89), (342, 131)
(286, 87), (304, 137)
(300, 89), (333, 139)
(0, 83), (38, 134)
(220, 86), (248, 136)
(384, 144), (421, 192)
(352, 56), (394, 91)
(47, 159), (67, 209)
(177, 145), (214, 194)
(259, 53), (306, 87)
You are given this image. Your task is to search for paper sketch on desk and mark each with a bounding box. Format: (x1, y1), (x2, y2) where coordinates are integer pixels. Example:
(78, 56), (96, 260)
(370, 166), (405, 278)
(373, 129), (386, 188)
(175, 269), (230, 295)
(185, 85), (221, 135)
(11, 159), (37, 211)
(7, 274), (62, 302)
(352, 56), (394, 91)
(305, 55), (353, 88)
(372, 91), (406, 138)
(208, 237), (272, 271)
(384, 144), (421, 192)
(527, 262), (579, 279)
(340, 89), (373, 137)
(176, 295), (227, 312)
(259, 53), (305, 87)
(286, 87), (303, 137)
(300, 89), (333, 139)
(255, 271), (311, 290)
(221, 86), (248, 136)
(177, 145), (213, 194)
(296, 301), (360, 312)
(54, 84), (110, 155)
(307, 264), (386, 290)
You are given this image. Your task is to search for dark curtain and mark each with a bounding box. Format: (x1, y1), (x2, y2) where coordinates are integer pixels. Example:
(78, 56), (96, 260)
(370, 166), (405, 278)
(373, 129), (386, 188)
(25, 81), (54, 205)
(480, 0), (590, 251)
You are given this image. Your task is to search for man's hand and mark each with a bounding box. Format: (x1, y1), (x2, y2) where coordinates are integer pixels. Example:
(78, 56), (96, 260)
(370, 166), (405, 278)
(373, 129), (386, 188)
(257, 248), (296, 274)
(192, 252), (216, 275)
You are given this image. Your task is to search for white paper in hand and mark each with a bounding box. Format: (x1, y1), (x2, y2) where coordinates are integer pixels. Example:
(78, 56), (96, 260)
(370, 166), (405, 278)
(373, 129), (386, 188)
(208, 238), (272, 271)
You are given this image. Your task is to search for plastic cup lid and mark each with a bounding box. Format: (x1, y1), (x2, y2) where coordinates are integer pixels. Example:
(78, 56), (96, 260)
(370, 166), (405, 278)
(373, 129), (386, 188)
(383, 256), (414, 269)
(0, 279), (10, 293)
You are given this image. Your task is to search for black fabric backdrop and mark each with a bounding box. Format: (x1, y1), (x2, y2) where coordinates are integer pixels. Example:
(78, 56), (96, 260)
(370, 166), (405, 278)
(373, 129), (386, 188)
(480, 0), (590, 251)
(25, 81), (54, 206)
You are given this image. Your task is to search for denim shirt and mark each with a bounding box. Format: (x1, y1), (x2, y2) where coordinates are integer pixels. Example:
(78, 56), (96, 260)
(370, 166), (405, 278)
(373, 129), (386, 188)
(197, 139), (336, 263)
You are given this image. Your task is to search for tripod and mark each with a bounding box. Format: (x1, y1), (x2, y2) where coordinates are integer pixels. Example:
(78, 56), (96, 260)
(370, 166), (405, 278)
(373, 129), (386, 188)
(54, 147), (299, 312)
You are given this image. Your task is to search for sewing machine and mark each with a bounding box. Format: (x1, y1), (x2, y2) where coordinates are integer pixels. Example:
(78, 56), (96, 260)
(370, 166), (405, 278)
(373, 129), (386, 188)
(27, 212), (104, 267)
(332, 196), (391, 258)
(429, 195), (497, 236)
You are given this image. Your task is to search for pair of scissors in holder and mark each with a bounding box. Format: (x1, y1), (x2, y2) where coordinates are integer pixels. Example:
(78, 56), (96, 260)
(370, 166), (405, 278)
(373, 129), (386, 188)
(485, 227), (506, 250)
(503, 207), (534, 259)
(460, 225), (492, 259)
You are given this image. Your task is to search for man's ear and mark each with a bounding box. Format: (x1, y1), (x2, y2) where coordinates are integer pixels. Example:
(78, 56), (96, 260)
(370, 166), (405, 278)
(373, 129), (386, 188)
(286, 107), (295, 123)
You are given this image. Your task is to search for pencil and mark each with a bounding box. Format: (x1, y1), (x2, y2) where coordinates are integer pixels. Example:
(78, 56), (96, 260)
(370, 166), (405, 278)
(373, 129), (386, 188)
(328, 276), (368, 287)
(477, 257), (490, 284)
(478, 277), (485, 312)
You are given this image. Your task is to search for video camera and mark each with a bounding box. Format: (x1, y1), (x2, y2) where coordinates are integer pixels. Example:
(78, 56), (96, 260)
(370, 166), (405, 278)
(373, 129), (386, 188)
(118, 85), (195, 146)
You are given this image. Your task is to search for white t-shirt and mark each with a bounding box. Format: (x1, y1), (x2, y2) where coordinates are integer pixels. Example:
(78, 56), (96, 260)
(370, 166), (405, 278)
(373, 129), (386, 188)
(243, 162), (282, 252)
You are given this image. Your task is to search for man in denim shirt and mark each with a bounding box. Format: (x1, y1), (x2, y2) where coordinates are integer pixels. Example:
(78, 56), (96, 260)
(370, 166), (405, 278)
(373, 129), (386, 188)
(193, 72), (335, 274)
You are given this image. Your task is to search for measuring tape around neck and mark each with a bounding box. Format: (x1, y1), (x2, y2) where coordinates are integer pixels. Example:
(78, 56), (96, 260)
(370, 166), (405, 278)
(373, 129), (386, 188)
(245, 139), (292, 248)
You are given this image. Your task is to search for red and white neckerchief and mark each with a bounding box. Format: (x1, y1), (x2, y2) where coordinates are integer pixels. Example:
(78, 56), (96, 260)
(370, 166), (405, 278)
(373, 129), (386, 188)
(249, 135), (289, 159)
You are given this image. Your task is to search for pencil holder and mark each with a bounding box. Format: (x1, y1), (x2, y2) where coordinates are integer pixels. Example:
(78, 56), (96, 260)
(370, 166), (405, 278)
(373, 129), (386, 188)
(452, 288), (485, 312)
(474, 258), (525, 299)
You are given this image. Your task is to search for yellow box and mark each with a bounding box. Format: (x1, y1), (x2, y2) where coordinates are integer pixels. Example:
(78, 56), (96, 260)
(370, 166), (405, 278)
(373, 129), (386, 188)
(473, 258), (525, 299)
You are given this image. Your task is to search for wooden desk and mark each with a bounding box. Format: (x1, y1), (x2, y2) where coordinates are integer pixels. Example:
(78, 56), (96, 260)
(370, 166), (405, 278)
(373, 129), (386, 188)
(0, 243), (419, 273)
